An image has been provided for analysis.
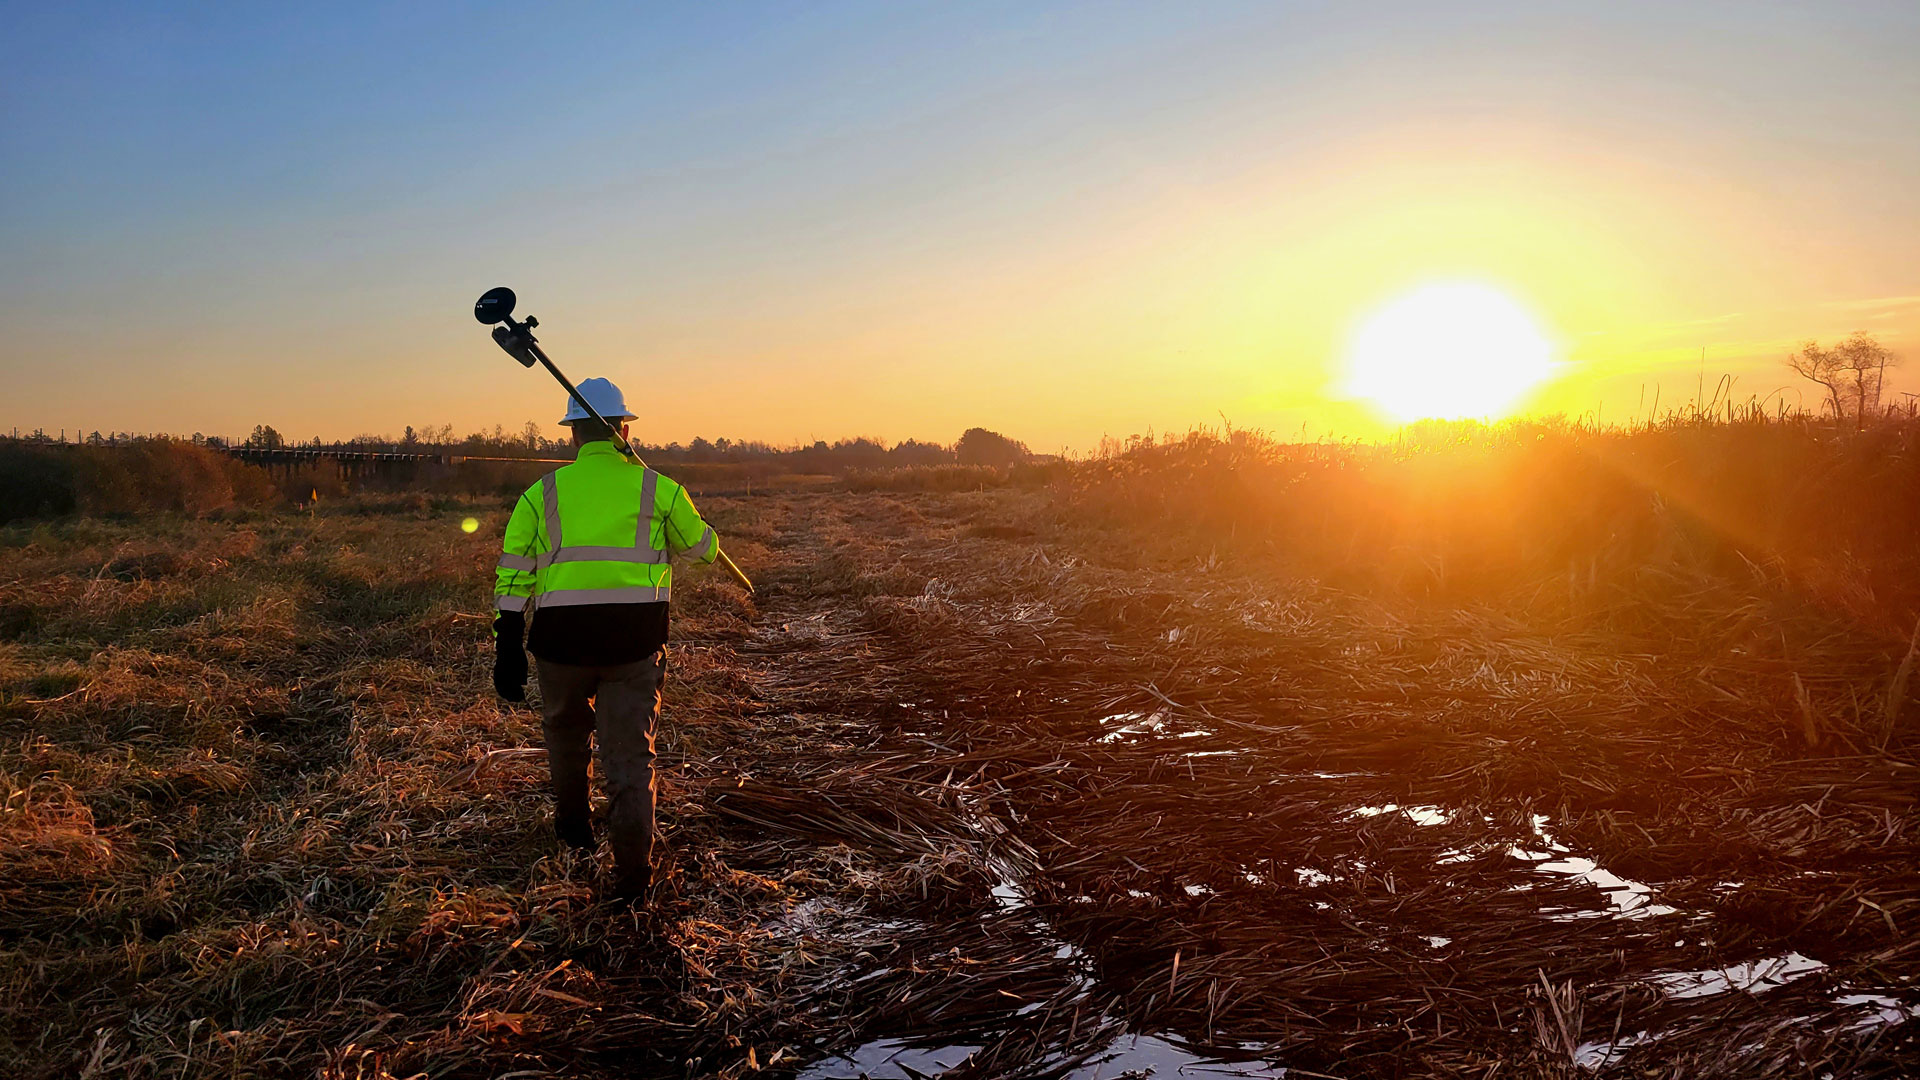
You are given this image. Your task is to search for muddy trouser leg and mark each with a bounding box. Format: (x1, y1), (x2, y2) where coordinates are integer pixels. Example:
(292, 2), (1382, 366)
(593, 648), (666, 893)
(535, 659), (598, 849)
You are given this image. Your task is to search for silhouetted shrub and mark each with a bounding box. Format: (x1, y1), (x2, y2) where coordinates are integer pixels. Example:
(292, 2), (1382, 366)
(0, 444), (77, 523)
(955, 428), (1029, 467)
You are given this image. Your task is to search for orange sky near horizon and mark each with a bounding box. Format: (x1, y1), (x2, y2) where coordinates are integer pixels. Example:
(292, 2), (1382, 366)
(4, 4), (1916, 450)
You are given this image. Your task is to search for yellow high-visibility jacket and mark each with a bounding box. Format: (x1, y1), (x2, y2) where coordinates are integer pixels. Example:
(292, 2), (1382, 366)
(494, 441), (719, 614)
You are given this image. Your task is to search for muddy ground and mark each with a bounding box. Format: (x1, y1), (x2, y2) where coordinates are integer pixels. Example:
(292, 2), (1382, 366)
(4, 489), (1918, 1078)
(714, 489), (1920, 1079)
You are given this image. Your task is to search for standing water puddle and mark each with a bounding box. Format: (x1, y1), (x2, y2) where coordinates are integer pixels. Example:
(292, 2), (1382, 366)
(1569, 954), (1916, 1070)
(1341, 799), (1913, 1062)
(1645, 951), (1827, 999)
(802, 761), (1899, 1077)
(1096, 710), (1214, 743)
(798, 1039), (984, 1080)
(802, 868), (1287, 1079)
(1066, 1034), (1285, 1079)
(803, 1032), (1290, 1080)
(1342, 804), (1679, 920)
(1349, 803), (1450, 827)
(1514, 813), (1681, 920)
(1523, 853), (1679, 920)
(1836, 993), (1920, 1031)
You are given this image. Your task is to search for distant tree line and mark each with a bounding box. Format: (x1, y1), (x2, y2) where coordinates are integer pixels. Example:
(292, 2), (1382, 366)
(0, 424), (1044, 523)
(14, 425), (1039, 464)
(214, 424), (1039, 473)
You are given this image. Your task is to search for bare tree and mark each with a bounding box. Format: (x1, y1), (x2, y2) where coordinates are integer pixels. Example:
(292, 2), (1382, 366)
(1788, 332), (1898, 427)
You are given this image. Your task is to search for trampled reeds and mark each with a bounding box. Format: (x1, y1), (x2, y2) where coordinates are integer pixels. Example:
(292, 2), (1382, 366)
(752, 475), (1920, 1076)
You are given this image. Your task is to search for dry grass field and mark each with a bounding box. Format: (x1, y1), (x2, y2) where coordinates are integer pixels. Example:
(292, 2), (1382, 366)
(5, 423), (1920, 1078)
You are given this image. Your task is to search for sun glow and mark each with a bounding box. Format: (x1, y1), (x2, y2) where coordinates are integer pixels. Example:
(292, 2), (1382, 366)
(1343, 282), (1558, 422)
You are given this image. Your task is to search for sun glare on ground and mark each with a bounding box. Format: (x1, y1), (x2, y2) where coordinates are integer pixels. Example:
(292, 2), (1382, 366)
(1342, 282), (1558, 422)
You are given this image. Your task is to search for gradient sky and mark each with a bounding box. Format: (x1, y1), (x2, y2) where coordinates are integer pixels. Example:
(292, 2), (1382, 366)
(4, 1), (1917, 449)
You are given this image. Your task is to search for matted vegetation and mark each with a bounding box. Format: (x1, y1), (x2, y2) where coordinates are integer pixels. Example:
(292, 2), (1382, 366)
(4, 417), (1919, 1078)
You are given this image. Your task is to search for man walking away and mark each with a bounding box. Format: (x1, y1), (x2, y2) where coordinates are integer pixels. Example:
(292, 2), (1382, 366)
(490, 377), (723, 900)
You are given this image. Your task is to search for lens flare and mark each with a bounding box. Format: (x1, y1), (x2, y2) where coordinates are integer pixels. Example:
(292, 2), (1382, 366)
(1343, 282), (1558, 421)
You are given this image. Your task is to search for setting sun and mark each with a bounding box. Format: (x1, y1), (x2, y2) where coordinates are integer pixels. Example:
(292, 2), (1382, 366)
(1342, 282), (1558, 422)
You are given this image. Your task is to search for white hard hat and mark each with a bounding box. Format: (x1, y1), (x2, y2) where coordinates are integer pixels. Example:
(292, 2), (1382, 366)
(560, 377), (636, 424)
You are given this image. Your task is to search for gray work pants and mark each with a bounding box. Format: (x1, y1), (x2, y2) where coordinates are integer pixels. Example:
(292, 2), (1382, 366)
(535, 649), (666, 889)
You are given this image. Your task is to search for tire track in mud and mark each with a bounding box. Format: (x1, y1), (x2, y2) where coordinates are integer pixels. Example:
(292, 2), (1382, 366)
(721, 494), (1434, 1077)
(717, 492), (1918, 1079)
(714, 494), (1127, 1078)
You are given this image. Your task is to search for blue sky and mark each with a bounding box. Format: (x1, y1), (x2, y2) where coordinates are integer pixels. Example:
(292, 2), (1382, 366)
(4, 2), (1917, 445)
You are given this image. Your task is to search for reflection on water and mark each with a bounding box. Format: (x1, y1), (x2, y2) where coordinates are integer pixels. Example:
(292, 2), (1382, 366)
(1575, 1030), (1652, 1069)
(1350, 803), (1450, 827)
(1066, 1033), (1285, 1080)
(1838, 992), (1919, 1030)
(1096, 709), (1215, 743)
(1646, 951), (1827, 999)
(1528, 853), (1680, 920)
(1507, 815), (1680, 921)
(1570, 979), (1914, 1071)
(797, 1038), (983, 1079)
(804, 1031), (1292, 1080)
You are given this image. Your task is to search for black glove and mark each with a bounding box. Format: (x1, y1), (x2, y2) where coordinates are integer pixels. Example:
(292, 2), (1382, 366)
(493, 610), (527, 702)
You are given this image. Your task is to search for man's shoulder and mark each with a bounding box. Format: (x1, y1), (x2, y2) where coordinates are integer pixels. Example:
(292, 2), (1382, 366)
(650, 470), (692, 507)
(515, 465), (566, 499)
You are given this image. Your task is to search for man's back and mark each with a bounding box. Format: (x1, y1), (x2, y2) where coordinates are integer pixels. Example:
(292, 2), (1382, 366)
(496, 441), (718, 666)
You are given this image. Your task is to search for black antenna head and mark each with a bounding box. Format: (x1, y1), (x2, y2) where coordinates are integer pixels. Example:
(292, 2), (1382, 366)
(474, 287), (517, 325)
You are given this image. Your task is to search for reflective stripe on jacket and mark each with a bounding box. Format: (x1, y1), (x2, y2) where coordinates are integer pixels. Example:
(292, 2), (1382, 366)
(494, 441), (720, 613)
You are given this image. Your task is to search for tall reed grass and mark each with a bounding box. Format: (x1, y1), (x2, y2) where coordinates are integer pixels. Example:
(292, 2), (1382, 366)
(0, 440), (280, 523)
(1069, 413), (1920, 633)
